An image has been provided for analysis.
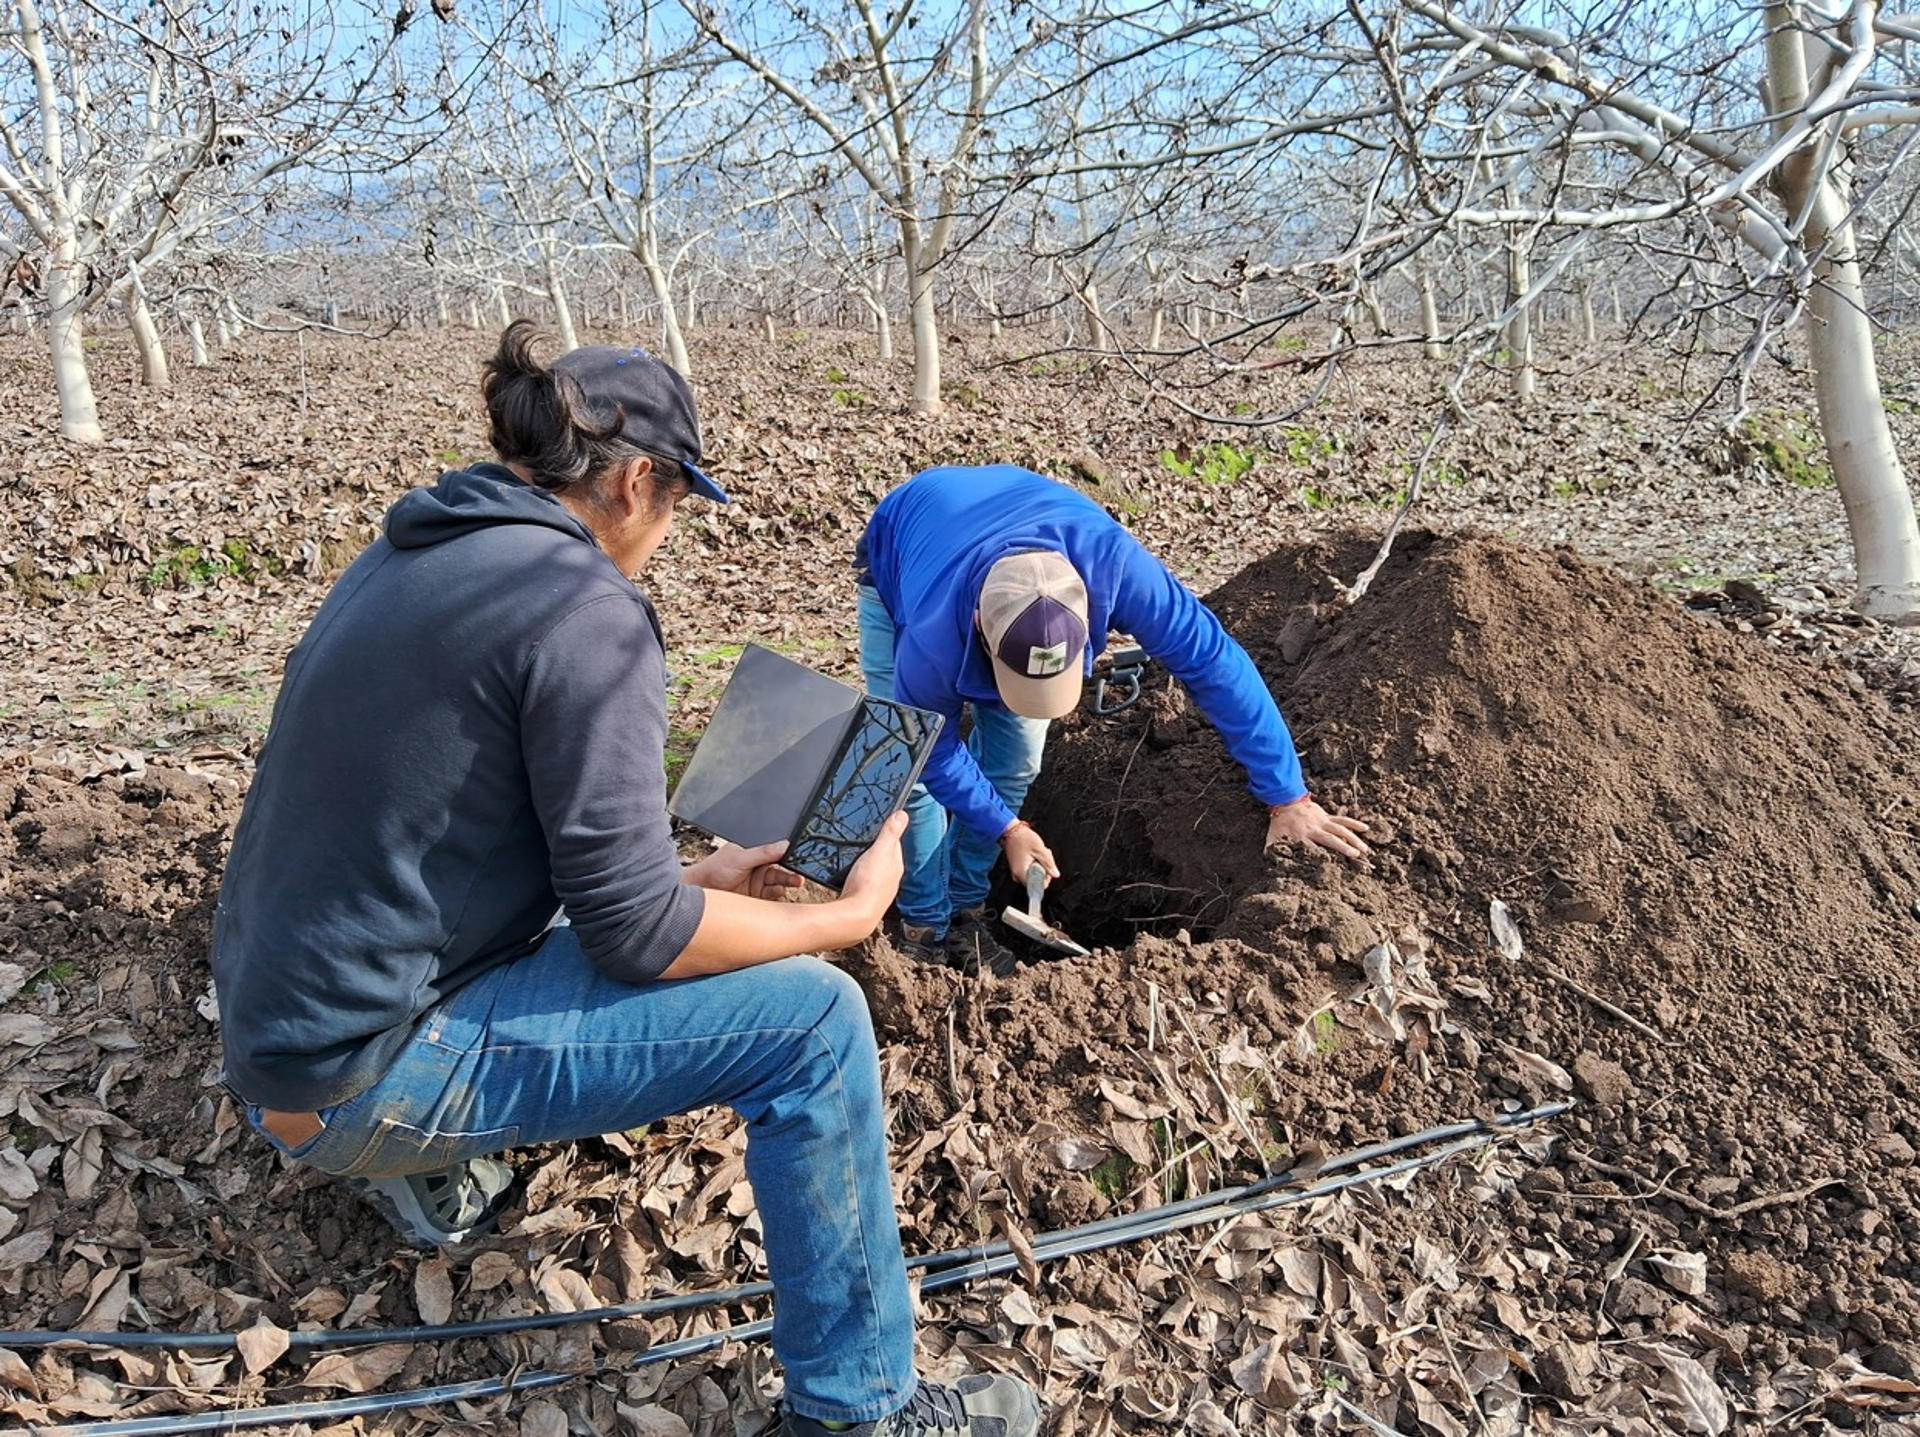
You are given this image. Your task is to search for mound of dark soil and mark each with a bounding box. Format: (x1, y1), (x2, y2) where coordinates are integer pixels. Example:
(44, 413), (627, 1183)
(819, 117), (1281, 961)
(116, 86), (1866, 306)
(8, 528), (1920, 1431)
(950, 529), (1920, 1367)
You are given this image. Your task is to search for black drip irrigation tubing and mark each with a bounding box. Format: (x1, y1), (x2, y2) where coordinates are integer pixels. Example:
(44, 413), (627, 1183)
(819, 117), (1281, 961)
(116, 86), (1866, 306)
(24, 1102), (1570, 1437)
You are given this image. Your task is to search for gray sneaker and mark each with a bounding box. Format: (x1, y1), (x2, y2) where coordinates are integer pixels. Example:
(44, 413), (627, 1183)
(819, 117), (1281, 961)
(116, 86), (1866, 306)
(783, 1374), (1040, 1437)
(894, 921), (949, 968)
(945, 908), (1019, 978)
(348, 1156), (515, 1246)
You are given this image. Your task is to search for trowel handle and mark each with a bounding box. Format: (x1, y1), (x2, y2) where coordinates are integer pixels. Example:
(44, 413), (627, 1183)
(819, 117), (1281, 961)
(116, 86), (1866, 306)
(1024, 862), (1047, 913)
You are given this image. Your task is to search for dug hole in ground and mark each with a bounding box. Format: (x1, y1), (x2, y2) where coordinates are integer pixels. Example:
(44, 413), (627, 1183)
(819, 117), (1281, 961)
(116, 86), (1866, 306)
(4, 337), (1920, 1431)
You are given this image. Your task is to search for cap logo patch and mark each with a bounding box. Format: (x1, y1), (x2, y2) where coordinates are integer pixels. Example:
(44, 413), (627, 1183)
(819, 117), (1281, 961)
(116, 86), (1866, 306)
(1026, 641), (1070, 677)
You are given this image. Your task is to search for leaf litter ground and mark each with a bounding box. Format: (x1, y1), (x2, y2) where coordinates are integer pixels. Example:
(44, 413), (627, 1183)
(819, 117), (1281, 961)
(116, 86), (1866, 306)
(1, 326), (1919, 1434)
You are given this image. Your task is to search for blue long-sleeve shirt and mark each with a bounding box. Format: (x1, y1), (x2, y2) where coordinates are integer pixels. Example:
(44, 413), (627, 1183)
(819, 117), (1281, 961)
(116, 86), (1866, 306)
(859, 465), (1307, 841)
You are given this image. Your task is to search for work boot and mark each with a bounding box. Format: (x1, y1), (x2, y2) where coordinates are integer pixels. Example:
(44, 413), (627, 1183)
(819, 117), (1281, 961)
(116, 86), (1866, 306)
(893, 921), (948, 968)
(945, 908), (1019, 978)
(347, 1156), (515, 1247)
(783, 1373), (1041, 1437)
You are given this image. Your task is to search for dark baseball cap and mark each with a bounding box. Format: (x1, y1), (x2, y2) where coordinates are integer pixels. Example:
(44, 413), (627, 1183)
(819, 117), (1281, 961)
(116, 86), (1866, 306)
(553, 344), (729, 503)
(979, 551), (1090, 719)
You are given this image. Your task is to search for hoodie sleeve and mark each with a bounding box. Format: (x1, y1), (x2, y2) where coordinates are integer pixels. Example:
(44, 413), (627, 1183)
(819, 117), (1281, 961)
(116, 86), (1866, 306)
(892, 636), (1018, 842)
(1108, 537), (1308, 808)
(520, 593), (705, 981)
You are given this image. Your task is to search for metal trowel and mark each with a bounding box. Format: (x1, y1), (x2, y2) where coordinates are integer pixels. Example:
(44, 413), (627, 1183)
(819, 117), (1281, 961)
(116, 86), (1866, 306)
(1001, 862), (1090, 956)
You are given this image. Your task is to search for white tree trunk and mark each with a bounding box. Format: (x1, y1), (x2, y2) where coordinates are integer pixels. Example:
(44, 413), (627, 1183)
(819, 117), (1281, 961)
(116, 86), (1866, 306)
(1506, 233), (1534, 404)
(1767, 7), (1920, 620)
(188, 315), (209, 367)
(874, 299), (893, 362)
(127, 289), (171, 388)
(466, 296), (481, 329)
(906, 250), (942, 415)
(493, 284), (513, 328)
(46, 252), (103, 443)
(762, 312), (776, 347)
(1079, 276), (1111, 352)
(1359, 280), (1389, 337)
(636, 236), (690, 375)
(544, 251), (579, 352)
(1419, 260), (1444, 359)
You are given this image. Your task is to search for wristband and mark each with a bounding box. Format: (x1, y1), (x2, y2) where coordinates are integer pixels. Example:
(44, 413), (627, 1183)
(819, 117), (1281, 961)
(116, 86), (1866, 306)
(1000, 818), (1030, 842)
(1268, 793), (1313, 815)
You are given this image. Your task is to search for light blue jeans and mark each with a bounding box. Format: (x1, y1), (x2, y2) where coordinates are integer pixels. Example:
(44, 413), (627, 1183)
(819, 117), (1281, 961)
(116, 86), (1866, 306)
(247, 930), (915, 1425)
(856, 584), (1049, 935)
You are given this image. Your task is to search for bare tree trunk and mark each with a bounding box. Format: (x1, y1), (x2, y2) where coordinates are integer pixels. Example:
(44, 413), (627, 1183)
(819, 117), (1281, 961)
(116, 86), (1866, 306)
(1419, 259), (1444, 359)
(1147, 302), (1164, 350)
(1503, 227), (1534, 402)
(493, 284), (513, 329)
(187, 314), (210, 366)
(635, 228), (690, 374)
(1360, 280), (1390, 337)
(905, 240), (942, 415)
(1580, 281), (1597, 344)
(762, 311), (776, 346)
(46, 251), (103, 443)
(544, 249), (579, 352)
(1077, 273), (1112, 352)
(126, 288), (172, 388)
(1767, 7), (1920, 619)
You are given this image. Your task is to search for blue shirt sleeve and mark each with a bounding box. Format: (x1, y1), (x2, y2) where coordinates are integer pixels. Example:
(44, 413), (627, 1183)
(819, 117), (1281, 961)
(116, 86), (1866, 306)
(891, 635), (1018, 842)
(1108, 537), (1308, 807)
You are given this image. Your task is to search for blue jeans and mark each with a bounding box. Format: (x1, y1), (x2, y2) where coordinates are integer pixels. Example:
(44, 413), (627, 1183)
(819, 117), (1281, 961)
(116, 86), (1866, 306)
(247, 930), (914, 1425)
(856, 584), (1049, 934)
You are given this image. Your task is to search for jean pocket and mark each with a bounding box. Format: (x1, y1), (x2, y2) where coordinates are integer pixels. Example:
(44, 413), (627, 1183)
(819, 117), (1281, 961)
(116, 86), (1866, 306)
(246, 1103), (336, 1163)
(336, 1118), (522, 1180)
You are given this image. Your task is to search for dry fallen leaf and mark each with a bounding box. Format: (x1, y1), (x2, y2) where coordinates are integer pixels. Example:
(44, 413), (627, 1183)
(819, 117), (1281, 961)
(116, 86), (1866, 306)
(0, 1345), (40, 1397)
(1043, 1135), (1110, 1172)
(1499, 1041), (1574, 1091)
(414, 1256), (454, 1326)
(62, 1123), (103, 1202)
(1488, 899), (1524, 962)
(1650, 1250), (1709, 1297)
(293, 1286), (349, 1323)
(234, 1316), (290, 1376)
(1659, 1349), (1730, 1434)
(468, 1250), (519, 1293)
(617, 1404), (693, 1437)
(298, 1342), (412, 1394)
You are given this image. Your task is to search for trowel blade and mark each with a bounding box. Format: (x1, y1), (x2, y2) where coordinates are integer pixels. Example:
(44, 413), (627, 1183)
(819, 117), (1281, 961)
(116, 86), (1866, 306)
(1000, 905), (1091, 957)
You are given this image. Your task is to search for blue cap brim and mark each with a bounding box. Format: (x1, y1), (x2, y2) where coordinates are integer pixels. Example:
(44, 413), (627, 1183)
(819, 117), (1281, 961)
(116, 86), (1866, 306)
(684, 461), (729, 504)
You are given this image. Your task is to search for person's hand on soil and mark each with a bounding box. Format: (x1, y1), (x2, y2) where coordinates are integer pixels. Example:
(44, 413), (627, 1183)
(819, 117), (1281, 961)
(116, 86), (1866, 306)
(841, 810), (909, 925)
(683, 840), (804, 900)
(1001, 819), (1060, 884)
(1265, 797), (1371, 861)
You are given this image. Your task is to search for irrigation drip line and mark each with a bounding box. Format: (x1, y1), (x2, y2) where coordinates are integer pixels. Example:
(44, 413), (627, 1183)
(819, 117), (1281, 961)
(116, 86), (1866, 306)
(4, 1101), (1570, 1358)
(32, 1103), (1571, 1437)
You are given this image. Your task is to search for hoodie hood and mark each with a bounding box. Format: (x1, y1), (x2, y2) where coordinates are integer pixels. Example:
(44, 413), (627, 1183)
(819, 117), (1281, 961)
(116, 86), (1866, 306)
(385, 463), (600, 551)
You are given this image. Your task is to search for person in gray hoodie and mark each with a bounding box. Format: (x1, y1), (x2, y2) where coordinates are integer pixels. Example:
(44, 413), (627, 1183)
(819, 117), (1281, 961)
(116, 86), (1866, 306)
(212, 322), (1039, 1437)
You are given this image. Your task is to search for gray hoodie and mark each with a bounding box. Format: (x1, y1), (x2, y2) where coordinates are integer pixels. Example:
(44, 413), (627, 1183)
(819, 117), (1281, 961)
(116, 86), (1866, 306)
(212, 463), (704, 1111)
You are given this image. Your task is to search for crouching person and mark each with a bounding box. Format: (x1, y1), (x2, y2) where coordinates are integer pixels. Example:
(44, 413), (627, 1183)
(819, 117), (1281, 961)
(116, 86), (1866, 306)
(211, 323), (1040, 1437)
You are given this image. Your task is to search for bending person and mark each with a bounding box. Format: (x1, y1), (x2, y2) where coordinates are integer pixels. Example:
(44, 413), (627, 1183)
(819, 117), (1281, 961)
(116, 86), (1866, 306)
(856, 464), (1370, 973)
(213, 326), (1039, 1437)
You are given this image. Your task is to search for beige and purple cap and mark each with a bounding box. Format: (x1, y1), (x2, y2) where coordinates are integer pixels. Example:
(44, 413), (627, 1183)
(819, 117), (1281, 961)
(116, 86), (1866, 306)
(979, 551), (1090, 719)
